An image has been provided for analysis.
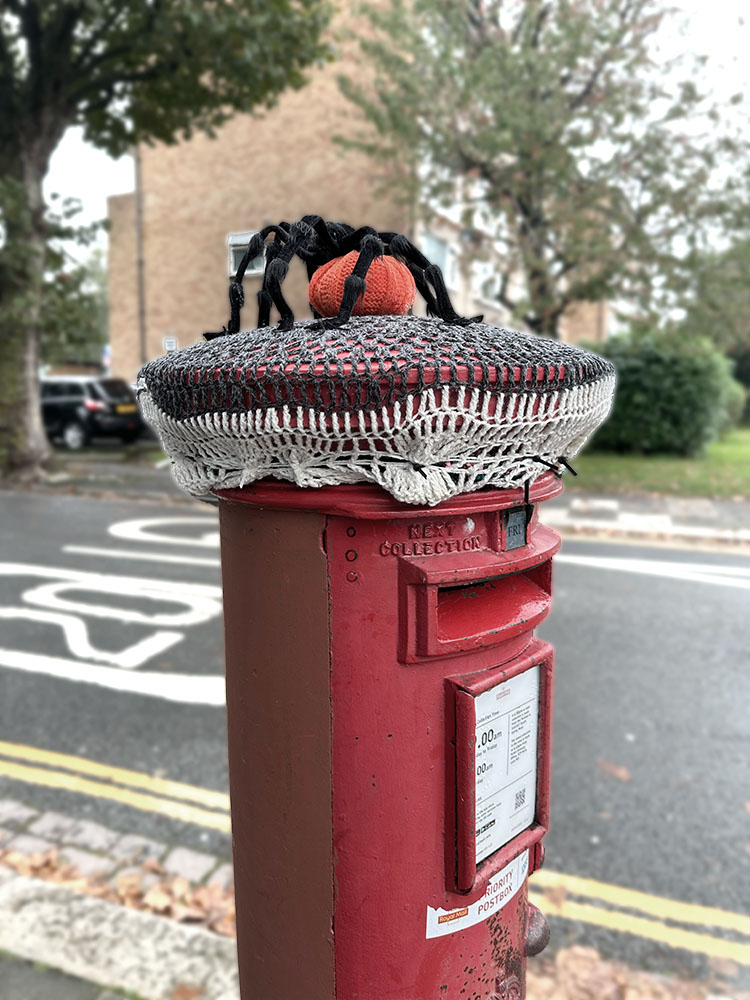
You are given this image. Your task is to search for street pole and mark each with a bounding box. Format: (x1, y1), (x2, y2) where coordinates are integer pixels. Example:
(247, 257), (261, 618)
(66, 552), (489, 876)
(134, 145), (147, 367)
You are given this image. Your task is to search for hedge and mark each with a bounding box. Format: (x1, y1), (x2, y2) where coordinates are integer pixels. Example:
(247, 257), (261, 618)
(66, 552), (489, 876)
(589, 332), (744, 456)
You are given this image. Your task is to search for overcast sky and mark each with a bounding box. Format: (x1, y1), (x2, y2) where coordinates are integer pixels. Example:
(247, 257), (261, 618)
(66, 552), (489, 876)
(44, 0), (750, 244)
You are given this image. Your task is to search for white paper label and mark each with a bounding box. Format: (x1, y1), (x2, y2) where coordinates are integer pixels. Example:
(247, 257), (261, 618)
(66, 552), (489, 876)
(426, 850), (529, 938)
(474, 666), (539, 864)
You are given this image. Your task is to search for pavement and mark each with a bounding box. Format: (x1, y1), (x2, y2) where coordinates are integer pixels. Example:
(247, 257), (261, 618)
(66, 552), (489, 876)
(1, 445), (749, 999)
(545, 491), (750, 545)
(0, 799), (232, 891)
(0, 951), (127, 1000)
(0, 802), (237, 999)
(0, 865), (238, 1000)
(18, 443), (750, 544)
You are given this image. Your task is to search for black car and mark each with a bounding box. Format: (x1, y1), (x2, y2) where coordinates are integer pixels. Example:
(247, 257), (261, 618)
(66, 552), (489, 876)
(40, 376), (144, 449)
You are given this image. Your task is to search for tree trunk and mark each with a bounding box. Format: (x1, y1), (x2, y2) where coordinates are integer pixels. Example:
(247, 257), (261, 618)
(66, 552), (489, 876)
(0, 158), (53, 482)
(523, 272), (563, 340)
(527, 310), (562, 339)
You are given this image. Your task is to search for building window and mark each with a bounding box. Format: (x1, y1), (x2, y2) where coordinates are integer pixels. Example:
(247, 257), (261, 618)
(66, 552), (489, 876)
(420, 231), (459, 291)
(420, 232), (447, 272)
(227, 231), (265, 279)
(472, 259), (499, 305)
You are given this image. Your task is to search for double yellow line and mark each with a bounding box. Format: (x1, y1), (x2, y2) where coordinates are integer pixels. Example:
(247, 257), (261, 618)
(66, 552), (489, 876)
(529, 870), (750, 964)
(1, 740), (749, 965)
(0, 740), (231, 833)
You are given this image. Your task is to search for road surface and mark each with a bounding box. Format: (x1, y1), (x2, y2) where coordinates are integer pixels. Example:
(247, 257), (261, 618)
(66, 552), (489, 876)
(0, 490), (748, 984)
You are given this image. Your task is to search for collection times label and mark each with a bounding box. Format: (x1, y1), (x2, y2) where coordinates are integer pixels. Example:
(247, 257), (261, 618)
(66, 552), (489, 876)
(474, 666), (539, 864)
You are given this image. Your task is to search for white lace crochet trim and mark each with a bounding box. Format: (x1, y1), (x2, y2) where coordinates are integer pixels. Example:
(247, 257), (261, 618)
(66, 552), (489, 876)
(139, 375), (615, 506)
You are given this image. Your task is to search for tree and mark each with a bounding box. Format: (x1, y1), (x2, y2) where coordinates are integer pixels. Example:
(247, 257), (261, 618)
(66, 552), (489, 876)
(680, 239), (750, 354)
(41, 247), (108, 368)
(0, 0), (330, 481)
(679, 237), (750, 421)
(338, 0), (747, 338)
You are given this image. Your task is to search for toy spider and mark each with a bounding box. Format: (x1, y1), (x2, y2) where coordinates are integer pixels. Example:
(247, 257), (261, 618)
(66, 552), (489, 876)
(205, 215), (483, 339)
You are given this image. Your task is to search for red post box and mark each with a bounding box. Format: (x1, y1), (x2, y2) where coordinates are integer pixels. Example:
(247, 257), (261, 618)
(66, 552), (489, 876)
(139, 313), (615, 999)
(217, 477), (560, 999)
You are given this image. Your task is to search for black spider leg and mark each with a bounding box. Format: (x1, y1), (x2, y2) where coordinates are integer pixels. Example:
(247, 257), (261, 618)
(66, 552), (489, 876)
(259, 220), (315, 331)
(371, 231), (442, 316)
(255, 225), (299, 328)
(295, 218), (337, 318)
(257, 238), (282, 328)
(297, 216), (342, 278)
(395, 257), (441, 317)
(302, 216), (350, 259)
(329, 225), (381, 255)
(204, 224), (291, 340)
(389, 235), (483, 326)
(313, 233), (386, 330)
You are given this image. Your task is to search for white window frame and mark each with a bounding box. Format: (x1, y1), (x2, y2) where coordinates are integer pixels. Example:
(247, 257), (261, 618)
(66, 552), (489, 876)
(227, 231), (265, 279)
(420, 231), (459, 292)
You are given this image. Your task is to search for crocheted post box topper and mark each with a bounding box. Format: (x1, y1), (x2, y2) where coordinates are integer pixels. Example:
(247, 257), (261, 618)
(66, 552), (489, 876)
(139, 314), (616, 507)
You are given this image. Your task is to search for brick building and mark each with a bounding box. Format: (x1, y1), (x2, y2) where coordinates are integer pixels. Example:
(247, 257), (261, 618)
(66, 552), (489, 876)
(108, 34), (606, 382)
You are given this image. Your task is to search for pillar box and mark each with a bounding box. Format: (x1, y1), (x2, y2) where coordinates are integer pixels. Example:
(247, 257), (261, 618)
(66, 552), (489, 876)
(139, 313), (615, 1000)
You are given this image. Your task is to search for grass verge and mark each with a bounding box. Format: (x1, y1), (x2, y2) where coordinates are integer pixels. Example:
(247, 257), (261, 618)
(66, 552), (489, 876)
(570, 427), (750, 499)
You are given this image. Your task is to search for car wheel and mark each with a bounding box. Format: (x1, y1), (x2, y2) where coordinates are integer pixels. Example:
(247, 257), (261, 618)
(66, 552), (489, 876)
(62, 421), (88, 450)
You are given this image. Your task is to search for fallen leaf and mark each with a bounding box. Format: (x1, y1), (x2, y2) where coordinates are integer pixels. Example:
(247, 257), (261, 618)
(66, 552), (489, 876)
(171, 875), (190, 898)
(170, 986), (204, 1000)
(1, 848), (236, 939)
(708, 956), (740, 979)
(544, 884), (569, 911)
(142, 887), (172, 911)
(172, 904), (207, 923)
(143, 858), (166, 874)
(597, 758), (632, 782)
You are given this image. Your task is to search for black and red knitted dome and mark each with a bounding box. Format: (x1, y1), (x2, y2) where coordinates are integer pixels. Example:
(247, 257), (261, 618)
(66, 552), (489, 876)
(139, 314), (615, 505)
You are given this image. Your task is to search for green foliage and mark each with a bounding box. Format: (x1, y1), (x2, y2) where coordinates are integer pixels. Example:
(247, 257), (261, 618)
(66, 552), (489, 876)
(680, 238), (750, 353)
(728, 345), (750, 422)
(0, 0), (331, 476)
(590, 332), (739, 456)
(718, 372), (747, 435)
(41, 249), (108, 367)
(0, 0), (331, 169)
(339, 0), (748, 338)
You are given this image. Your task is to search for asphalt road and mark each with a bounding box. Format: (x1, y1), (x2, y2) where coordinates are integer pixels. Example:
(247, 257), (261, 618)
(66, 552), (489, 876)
(0, 490), (748, 984)
(0, 491), (228, 859)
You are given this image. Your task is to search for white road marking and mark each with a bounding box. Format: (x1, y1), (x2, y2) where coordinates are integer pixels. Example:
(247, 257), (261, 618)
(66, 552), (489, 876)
(0, 648), (225, 705)
(0, 608), (182, 669)
(0, 562), (224, 702)
(22, 579), (220, 626)
(63, 545), (221, 568)
(557, 553), (750, 590)
(108, 517), (219, 548)
(0, 563), (221, 626)
(0, 563), (221, 597)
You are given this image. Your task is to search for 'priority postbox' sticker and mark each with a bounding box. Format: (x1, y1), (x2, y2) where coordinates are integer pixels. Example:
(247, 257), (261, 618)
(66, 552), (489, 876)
(425, 850), (529, 938)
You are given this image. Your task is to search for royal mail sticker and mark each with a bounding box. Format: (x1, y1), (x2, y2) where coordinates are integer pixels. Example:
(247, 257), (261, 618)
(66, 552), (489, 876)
(474, 666), (539, 864)
(426, 850), (529, 938)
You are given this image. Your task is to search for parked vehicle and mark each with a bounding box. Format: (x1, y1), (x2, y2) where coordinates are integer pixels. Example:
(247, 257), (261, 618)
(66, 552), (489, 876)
(40, 376), (144, 450)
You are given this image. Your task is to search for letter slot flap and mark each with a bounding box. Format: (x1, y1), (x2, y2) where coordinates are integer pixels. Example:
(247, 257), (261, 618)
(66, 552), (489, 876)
(399, 526), (559, 661)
